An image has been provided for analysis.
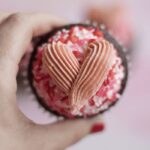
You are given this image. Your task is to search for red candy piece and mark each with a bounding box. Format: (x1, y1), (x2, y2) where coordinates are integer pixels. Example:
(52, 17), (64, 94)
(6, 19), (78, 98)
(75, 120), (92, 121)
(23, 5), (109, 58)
(89, 99), (95, 106)
(70, 35), (78, 43)
(73, 50), (82, 58)
(93, 28), (103, 37)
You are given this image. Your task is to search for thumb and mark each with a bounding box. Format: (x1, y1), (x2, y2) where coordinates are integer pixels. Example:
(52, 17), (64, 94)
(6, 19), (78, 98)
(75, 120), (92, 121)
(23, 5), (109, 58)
(33, 115), (104, 150)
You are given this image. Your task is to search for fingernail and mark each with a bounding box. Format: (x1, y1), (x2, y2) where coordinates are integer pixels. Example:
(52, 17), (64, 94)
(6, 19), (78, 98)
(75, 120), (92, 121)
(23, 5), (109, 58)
(90, 123), (105, 134)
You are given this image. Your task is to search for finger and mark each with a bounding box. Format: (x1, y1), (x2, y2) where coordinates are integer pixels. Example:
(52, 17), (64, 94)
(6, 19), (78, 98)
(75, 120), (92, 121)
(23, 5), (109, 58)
(0, 13), (66, 103)
(32, 116), (104, 150)
(0, 13), (67, 125)
(0, 13), (66, 64)
(0, 12), (11, 23)
(0, 13), (66, 80)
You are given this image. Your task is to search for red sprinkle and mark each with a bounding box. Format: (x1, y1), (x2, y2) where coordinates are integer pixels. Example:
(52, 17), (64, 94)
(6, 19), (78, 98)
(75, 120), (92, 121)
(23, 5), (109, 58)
(93, 28), (103, 37)
(70, 35), (78, 43)
(89, 99), (95, 106)
(73, 50), (82, 58)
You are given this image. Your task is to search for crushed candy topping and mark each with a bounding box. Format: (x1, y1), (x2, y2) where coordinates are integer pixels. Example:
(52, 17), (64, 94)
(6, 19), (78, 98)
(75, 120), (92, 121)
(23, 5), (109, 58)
(32, 26), (125, 117)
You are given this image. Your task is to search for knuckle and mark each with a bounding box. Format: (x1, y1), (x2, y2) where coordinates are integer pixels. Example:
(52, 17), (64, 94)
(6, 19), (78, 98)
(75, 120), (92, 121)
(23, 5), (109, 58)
(7, 13), (27, 24)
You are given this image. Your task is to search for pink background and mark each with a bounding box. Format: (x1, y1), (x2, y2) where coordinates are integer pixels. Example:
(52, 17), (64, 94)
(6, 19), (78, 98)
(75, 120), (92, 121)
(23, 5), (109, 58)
(1, 0), (150, 149)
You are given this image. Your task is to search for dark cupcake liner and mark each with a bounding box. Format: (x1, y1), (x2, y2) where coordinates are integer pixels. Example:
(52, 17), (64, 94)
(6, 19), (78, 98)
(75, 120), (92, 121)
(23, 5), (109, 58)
(28, 23), (129, 118)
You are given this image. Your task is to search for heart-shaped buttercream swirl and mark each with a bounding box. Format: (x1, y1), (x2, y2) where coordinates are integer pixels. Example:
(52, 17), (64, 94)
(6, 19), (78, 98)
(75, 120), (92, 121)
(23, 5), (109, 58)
(42, 40), (115, 109)
(42, 41), (80, 94)
(70, 40), (115, 108)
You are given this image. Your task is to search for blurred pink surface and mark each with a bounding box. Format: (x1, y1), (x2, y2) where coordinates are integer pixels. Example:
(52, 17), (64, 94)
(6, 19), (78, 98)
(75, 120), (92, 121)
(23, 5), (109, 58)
(1, 0), (150, 149)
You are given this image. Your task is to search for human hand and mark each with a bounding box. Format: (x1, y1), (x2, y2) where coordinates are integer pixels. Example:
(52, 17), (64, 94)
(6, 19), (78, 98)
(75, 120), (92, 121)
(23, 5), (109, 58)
(0, 13), (104, 150)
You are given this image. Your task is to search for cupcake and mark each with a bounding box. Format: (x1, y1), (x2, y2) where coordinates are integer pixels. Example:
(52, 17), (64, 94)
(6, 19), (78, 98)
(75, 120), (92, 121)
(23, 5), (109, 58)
(17, 44), (33, 87)
(87, 4), (133, 49)
(28, 24), (128, 118)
